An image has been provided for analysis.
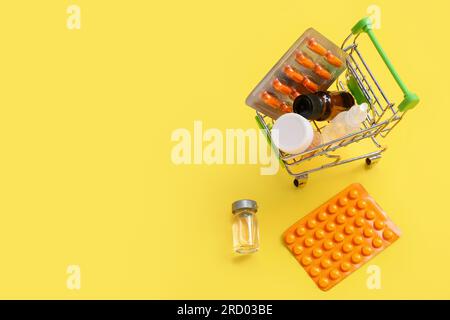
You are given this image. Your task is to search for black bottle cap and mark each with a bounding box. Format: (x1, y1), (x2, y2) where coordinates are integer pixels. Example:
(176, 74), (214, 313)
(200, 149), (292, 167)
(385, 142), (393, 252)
(293, 94), (323, 120)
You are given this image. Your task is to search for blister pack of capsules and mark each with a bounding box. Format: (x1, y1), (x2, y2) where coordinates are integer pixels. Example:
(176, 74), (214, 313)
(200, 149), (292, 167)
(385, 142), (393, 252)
(246, 28), (348, 120)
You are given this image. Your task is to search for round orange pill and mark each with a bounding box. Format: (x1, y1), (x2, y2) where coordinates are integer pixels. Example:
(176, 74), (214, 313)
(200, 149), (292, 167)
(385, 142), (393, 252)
(362, 246), (373, 256)
(318, 277), (330, 289)
(383, 229), (394, 240)
(374, 219), (385, 230)
(348, 189), (359, 199)
(301, 255), (313, 266)
(353, 235), (363, 245)
(296, 226), (306, 236)
(363, 227), (374, 238)
(317, 211), (328, 222)
(346, 207), (357, 217)
(336, 214), (346, 225)
(344, 225), (355, 235)
(327, 204), (338, 214)
(356, 200), (367, 209)
(312, 248), (324, 258)
(304, 237), (315, 247)
(323, 239), (334, 251)
(365, 210), (376, 220)
(342, 243), (353, 253)
(338, 197), (348, 207)
(325, 222), (336, 232)
(310, 266), (321, 277)
(354, 217), (365, 227)
(334, 232), (345, 242)
(315, 229), (325, 240)
(340, 262), (351, 272)
(293, 245), (304, 255)
(321, 258), (332, 269)
(307, 219), (317, 229)
(285, 233), (296, 244)
(372, 237), (383, 248)
(329, 269), (341, 280)
(332, 251), (343, 261)
(351, 253), (362, 264)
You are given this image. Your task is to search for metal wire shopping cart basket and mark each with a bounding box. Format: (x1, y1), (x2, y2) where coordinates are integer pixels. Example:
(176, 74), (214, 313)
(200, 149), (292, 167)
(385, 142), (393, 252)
(255, 17), (419, 187)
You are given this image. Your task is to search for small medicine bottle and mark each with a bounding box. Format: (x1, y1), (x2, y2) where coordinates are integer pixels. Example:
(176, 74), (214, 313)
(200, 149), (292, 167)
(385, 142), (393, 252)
(232, 199), (259, 254)
(293, 91), (355, 121)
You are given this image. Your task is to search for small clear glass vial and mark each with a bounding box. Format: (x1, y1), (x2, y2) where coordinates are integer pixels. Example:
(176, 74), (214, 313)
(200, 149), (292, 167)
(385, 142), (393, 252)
(232, 199), (259, 254)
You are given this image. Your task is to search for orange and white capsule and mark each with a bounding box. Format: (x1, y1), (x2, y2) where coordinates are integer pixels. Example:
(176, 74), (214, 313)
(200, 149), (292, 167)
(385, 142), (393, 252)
(295, 52), (315, 69)
(314, 64), (332, 80)
(273, 78), (300, 100)
(325, 51), (343, 67)
(273, 78), (293, 96)
(260, 91), (282, 109)
(283, 65), (305, 83)
(289, 88), (300, 99)
(307, 38), (327, 56)
(280, 103), (293, 113)
(302, 77), (319, 92)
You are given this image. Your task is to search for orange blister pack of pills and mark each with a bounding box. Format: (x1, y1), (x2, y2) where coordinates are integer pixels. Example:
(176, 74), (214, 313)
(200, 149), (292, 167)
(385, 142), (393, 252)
(283, 183), (401, 291)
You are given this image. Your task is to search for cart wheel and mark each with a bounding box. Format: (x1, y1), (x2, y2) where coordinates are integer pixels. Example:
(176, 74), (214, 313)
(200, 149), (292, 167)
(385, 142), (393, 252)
(365, 154), (382, 167)
(294, 175), (308, 188)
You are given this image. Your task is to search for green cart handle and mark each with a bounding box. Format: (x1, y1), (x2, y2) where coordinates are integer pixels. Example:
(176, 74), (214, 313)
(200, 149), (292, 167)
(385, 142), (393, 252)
(255, 115), (283, 162)
(351, 17), (419, 112)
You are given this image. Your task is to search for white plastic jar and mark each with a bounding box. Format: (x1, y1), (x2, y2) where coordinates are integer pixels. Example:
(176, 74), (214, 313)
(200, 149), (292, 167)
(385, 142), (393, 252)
(271, 113), (313, 154)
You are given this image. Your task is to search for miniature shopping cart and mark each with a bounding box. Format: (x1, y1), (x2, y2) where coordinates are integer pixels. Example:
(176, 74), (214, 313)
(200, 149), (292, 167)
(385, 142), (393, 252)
(255, 17), (419, 187)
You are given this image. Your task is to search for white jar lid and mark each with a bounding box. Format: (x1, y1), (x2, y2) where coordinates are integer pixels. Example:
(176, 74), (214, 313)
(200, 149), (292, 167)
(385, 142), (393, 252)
(271, 113), (313, 154)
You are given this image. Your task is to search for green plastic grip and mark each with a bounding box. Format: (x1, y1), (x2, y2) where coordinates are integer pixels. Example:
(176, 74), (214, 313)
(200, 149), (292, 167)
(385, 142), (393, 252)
(351, 17), (419, 112)
(255, 115), (282, 161)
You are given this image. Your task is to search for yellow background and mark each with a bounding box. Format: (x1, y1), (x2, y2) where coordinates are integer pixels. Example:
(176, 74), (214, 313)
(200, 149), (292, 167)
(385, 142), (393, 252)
(0, 0), (447, 299)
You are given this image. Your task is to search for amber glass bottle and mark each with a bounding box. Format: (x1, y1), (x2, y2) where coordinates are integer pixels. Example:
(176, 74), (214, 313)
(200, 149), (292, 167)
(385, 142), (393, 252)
(293, 91), (355, 121)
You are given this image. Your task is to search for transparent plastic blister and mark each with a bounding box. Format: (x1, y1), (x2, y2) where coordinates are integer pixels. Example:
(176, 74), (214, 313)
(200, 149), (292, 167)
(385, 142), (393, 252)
(246, 28), (348, 119)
